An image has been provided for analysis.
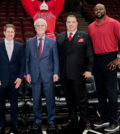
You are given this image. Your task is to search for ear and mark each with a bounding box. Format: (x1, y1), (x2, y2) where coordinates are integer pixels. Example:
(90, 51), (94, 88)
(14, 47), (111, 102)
(3, 31), (5, 36)
(105, 9), (106, 14)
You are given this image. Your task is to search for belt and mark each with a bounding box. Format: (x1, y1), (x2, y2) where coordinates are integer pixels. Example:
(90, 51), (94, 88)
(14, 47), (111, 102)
(96, 51), (117, 56)
(99, 52), (111, 55)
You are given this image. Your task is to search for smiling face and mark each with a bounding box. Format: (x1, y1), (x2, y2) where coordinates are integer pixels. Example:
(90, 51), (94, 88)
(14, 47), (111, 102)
(4, 27), (15, 41)
(66, 16), (78, 33)
(34, 19), (47, 37)
(94, 4), (106, 19)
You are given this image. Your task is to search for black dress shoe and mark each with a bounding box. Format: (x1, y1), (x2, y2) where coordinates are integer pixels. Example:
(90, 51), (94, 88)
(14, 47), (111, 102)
(104, 123), (119, 132)
(85, 122), (91, 130)
(32, 123), (42, 130)
(0, 126), (5, 134)
(93, 119), (109, 127)
(47, 124), (56, 131)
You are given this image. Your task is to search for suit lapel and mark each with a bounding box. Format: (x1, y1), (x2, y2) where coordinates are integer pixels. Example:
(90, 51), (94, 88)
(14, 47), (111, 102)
(62, 32), (67, 43)
(33, 36), (39, 57)
(72, 31), (81, 44)
(1, 40), (9, 61)
(11, 41), (17, 61)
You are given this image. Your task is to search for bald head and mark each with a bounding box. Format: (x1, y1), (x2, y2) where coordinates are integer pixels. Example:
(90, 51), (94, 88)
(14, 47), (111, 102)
(94, 3), (106, 10)
(94, 3), (106, 19)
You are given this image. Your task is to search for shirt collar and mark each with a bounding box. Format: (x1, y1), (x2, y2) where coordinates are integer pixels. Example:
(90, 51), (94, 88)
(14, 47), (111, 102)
(37, 35), (45, 40)
(67, 30), (77, 37)
(5, 38), (14, 45)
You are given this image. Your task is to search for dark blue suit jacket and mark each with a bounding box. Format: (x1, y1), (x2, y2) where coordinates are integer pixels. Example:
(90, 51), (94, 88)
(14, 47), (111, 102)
(25, 36), (59, 83)
(0, 40), (25, 87)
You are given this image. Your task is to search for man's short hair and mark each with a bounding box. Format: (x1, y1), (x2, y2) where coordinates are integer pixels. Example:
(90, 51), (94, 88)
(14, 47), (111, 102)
(66, 15), (78, 22)
(4, 24), (15, 32)
(34, 18), (47, 27)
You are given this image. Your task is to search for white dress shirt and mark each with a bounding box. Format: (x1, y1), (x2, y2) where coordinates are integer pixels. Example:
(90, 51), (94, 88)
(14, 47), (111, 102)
(67, 30), (77, 38)
(5, 39), (14, 61)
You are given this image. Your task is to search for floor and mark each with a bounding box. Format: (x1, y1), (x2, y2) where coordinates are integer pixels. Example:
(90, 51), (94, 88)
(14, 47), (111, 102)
(3, 116), (120, 134)
(3, 124), (120, 134)
(3, 95), (120, 134)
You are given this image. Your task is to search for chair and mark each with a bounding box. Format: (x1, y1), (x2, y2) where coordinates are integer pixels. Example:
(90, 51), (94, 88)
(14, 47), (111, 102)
(0, 17), (9, 22)
(17, 12), (25, 18)
(0, 33), (4, 38)
(57, 26), (66, 33)
(11, 21), (21, 27)
(15, 33), (23, 38)
(24, 32), (35, 39)
(23, 23), (33, 27)
(8, 12), (16, 18)
(23, 27), (34, 33)
(15, 38), (24, 44)
(15, 26), (22, 33)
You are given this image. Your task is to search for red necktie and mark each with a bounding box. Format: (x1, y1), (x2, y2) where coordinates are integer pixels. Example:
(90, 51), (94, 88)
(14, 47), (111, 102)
(38, 38), (42, 56)
(68, 32), (73, 41)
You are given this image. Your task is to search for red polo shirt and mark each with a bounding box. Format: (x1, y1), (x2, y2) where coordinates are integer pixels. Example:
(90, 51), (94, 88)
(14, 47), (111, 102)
(88, 16), (120, 54)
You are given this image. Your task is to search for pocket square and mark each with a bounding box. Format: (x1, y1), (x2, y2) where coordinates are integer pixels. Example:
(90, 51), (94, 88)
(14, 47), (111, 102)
(78, 38), (84, 43)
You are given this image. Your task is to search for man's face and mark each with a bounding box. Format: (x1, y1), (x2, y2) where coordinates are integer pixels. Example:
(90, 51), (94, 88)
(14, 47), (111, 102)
(94, 5), (106, 19)
(66, 17), (78, 32)
(4, 27), (15, 41)
(35, 21), (46, 35)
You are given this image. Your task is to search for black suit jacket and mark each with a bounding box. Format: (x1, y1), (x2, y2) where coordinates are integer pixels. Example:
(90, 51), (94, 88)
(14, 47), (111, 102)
(56, 31), (94, 80)
(0, 40), (25, 87)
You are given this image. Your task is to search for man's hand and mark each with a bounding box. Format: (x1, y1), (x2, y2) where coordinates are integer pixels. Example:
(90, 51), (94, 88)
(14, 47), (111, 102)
(26, 75), (31, 84)
(14, 78), (22, 89)
(0, 80), (1, 87)
(53, 74), (59, 82)
(83, 71), (92, 79)
(107, 58), (120, 70)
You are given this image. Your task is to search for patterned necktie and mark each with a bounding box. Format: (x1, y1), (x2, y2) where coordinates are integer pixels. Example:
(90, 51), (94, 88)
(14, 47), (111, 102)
(6, 42), (12, 61)
(68, 32), (73, 41)
(38, 38), (42, 56)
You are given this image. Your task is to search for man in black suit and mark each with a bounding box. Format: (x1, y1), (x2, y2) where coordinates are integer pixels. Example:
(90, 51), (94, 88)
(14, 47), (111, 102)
(0, 24), (25, 133)
(56, 15), (94, 129)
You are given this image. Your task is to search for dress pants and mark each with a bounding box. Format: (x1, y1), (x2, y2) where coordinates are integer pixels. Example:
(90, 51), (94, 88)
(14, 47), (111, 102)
(62, 77), (88, 123)
(32, 79), (56, 125)
(0, 82), (18, 126)
(94, 53), (118, 124)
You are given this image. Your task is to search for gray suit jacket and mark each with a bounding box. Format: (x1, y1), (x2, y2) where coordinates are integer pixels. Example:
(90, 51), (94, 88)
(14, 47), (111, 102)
(25, 36), (59, 83)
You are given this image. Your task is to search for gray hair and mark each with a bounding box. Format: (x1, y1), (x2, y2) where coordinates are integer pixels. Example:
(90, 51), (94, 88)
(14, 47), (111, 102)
(34, 18), (47, 27)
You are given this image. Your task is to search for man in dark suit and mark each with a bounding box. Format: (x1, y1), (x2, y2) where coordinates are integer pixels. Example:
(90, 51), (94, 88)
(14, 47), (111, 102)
(56, 15), (94, 130)
(0, 24), (25, 133)
(25, 18), (59, 132)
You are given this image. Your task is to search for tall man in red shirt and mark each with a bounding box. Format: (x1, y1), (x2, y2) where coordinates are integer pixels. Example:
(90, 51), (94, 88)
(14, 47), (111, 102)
(88, 4), (120, 132)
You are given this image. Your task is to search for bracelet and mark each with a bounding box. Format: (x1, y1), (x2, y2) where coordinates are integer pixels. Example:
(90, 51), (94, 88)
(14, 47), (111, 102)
(117, 54), (120, 58)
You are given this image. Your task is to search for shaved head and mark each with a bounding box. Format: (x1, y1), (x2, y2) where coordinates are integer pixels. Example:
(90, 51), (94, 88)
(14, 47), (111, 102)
(94, 3), (106, 10)
(94, 3), (106, 19)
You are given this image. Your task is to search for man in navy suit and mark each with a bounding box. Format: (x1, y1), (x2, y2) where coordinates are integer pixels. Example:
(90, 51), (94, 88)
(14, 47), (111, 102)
(0, 24), (25, 133)
(26, 18), (59, 131)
